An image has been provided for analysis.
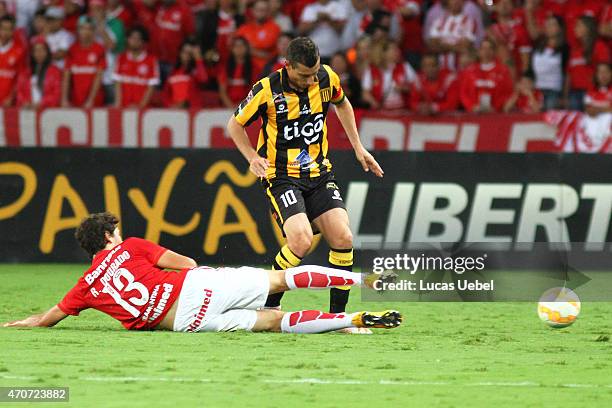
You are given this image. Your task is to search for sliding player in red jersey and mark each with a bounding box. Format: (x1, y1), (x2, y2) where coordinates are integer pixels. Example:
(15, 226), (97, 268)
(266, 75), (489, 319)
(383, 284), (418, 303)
(3, 212), (401, 334)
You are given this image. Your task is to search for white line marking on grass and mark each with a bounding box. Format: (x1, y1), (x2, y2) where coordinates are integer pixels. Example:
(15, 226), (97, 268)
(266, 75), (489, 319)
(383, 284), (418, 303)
(81, 376), (211, 383)
(3, 374), (612, 389)
(0, 375), (37, 380)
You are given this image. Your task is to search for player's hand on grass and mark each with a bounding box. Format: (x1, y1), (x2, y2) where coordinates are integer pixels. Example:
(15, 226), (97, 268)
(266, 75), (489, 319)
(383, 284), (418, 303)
(355, 147), (384, 177)
(3, 315), (40, 327)
(249, 156), (270, 178)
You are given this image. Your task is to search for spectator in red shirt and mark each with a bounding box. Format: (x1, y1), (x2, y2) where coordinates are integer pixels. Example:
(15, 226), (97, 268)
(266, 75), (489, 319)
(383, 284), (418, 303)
(16, 37), (62, 108)
(107, 0), (134, 29)
(61, 16), (107, 108)
(0, 15), (25, 107)
(488, 0), (532, 77)
(410, 52), (460, 114)
(261, 31), (293, 77)
(600, 4), (612, 50)
(584, 62), (611, 117)
(63, 0), (84, 34)
(131, 0), (159, 36)
(218, 36), (254, 108)
(426, 0), (478, 71)
(164, 41), (208, 108)
(112, 26), (160, 108)
(197, 0), (244, 66)
(361, 40), (418, 110)
(397, 0), (424, 68)
(460, 38), (514, 113)
(567, 16), (611, 111)
(235, 0), (281, 76)
(153, 0), (195, 82)
(503, 70), (543, 113)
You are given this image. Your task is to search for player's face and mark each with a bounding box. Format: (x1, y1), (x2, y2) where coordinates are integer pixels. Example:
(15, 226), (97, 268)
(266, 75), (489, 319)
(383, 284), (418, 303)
(127, 32), (144, 52)
(32, 43), (49, 64)
(78, 23), (94, 44)
(595, 64), (611, 87)
(0, 21), (13, 44)
(108, 227), (123, 245)
(286, 59), (320, 91)
(421, 56), (439, 79)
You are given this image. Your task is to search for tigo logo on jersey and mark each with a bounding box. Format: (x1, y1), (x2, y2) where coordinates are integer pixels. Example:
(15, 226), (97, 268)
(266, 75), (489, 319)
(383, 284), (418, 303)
(283, 113), (324, 144)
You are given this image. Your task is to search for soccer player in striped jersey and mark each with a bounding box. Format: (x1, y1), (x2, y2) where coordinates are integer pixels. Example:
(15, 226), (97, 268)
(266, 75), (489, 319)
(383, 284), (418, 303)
(227, 37), (383, 334)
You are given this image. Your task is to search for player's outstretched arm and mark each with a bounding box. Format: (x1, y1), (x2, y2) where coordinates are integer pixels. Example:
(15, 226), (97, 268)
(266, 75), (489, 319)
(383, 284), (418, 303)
(3, 305), (68, 328)
(227, 116), (269, 178)
(157, 250), (197, 270)
(334, 98), (384, 177)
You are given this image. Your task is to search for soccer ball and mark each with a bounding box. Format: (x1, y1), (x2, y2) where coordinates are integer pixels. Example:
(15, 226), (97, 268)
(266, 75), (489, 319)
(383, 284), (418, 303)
(537, 287), (581, 328)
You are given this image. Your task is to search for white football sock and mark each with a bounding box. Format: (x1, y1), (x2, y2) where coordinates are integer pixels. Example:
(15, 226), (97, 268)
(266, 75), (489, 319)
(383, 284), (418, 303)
(284, 265), (362, 290)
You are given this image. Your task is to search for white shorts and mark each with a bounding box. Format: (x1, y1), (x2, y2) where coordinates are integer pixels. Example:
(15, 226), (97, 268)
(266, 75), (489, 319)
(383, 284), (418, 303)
(173, 266), (270, 332)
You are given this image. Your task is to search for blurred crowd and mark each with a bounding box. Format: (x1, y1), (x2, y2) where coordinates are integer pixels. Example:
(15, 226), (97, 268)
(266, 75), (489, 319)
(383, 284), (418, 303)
(0, 0), (610, 116)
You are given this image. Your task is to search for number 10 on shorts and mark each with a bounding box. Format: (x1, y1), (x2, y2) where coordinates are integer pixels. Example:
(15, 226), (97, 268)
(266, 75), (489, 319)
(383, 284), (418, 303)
(280, 190), (297, 208)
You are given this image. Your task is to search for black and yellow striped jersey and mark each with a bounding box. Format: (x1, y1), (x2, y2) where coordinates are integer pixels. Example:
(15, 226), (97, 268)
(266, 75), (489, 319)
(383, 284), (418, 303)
(233, 65), (346, 180)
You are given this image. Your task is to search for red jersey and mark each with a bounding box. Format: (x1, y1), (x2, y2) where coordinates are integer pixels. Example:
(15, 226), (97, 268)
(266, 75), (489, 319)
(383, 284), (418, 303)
(398, 0), (424, 54)
(153, 2), (195, 64)
(0, 40), (26, 105)
(460, 61), (514, 112)
(515, 90), (544, 113)
(585, 85), (612, 109)
(57, 238), (188, 330)
(112, 51), (160, 107)
(217, 10), (238, 63)
(65, 42), (107, 106)
(563, 0), (604, 47)
(489, 17), (532, 74)
(164, 59), (208, 107)
(132, 0), (159, 36)
(235, 19), (281, 75)
(16, 65), (62, 108)
(218, 61), (253, 104)
(107, 4), (134, 29)
(410, 70), (459, 113)
(568, 40), (611, 91)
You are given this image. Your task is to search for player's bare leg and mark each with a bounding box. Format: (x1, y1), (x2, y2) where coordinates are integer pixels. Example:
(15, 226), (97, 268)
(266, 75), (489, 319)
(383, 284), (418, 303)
(251, 309), (402, 333)
(313, 208), (370, 334)
(264, 213), (313, 309)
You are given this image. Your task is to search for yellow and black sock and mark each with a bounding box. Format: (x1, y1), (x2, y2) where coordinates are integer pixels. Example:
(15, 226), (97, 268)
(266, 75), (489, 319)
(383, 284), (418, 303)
(328, 248), (353, 313)
(265, 245), (302, 308)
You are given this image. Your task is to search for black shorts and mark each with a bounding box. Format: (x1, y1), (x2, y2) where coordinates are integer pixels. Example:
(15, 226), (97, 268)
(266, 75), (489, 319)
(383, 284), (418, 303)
(262, 173), (346, 233)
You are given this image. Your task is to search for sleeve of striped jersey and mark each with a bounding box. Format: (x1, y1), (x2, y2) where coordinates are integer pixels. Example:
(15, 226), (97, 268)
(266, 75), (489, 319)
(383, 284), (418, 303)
(328, 67), (346, 105)
(234, 81), (267, 127)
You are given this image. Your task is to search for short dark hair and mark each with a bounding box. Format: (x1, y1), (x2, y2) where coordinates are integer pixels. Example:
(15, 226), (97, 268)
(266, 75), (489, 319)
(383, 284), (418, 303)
(0, 15), (15, 27)
(286, 37), (319, 68)
(75, 212), (120, 258)
(127, 26), (149, 43)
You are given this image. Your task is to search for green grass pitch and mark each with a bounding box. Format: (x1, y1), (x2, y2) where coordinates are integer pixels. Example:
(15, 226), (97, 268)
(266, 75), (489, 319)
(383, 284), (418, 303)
(1, 264), (612, 408)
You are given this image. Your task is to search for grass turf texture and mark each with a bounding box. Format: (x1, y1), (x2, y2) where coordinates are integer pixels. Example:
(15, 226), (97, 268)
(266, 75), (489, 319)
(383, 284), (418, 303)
(1, 264), (611, 408)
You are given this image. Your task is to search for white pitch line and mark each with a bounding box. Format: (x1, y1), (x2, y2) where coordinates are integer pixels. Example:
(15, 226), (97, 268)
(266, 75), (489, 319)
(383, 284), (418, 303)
(2, 374), (612, 389)
(80, 376), (211, 383)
